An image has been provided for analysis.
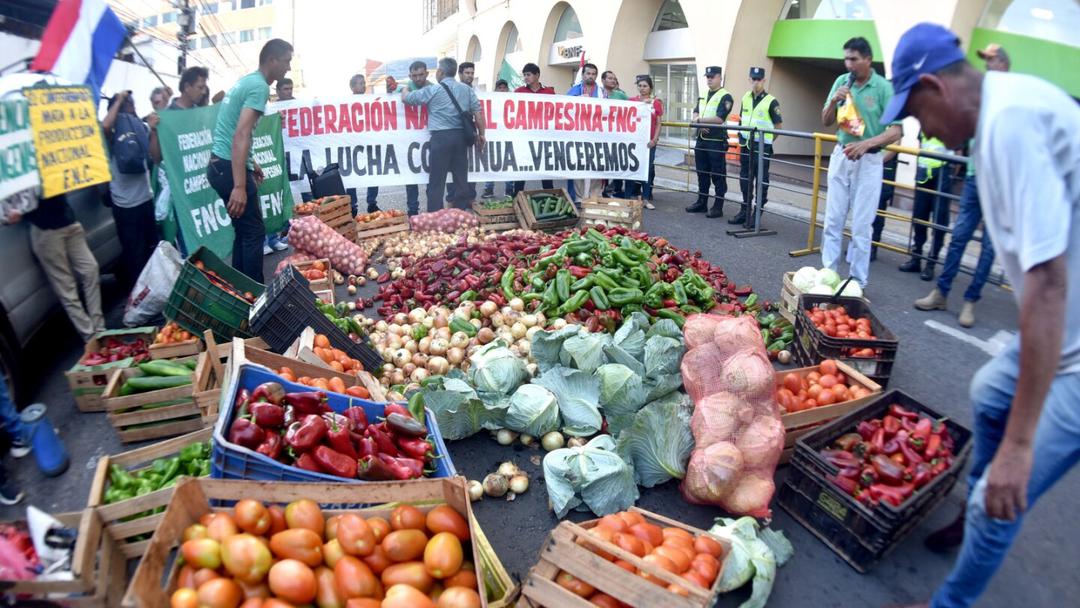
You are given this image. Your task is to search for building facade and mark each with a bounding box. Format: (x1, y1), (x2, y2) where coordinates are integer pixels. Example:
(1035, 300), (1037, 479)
(421, 0), (1079, 155)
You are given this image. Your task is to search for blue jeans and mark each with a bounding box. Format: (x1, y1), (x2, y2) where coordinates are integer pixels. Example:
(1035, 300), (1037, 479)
(0, 379), (28, 444)
(406, 185), (420, 215)
(930, 341), (1080, 608)
(937, 176), (996, 302)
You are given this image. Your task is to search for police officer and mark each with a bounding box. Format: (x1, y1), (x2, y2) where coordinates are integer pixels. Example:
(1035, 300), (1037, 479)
(899, 132), (952, 280)
(733, 66), (783, 225)
(687, 66), (733, 218)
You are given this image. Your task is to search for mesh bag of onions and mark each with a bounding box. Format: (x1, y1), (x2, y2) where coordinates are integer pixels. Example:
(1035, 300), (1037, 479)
(409, 208), (481, 233)
(679, 314), (783, 517)
(288, 215), (368, 275)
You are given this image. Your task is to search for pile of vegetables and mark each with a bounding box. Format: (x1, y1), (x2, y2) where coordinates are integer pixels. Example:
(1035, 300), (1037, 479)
(478, 196), (514, 211)
(226, 381), (436, 481)
(526, 192), (575, 222)
(356, 209), (406, 225)
(474, 461), (530, 501)
(117, 358), (197, 397)
(294, 259), (329, 283)
(80, 335), (150, 367)
(775, 359), (876, 413)
(791, 266), (863, 299)
(293, 201), (320, 214)
(380, 228), (506, 261)
(821, 402), (958, 507)
(289, 215), (369, 275)
(708, 517), (794, 608)
(153, 321), (196, 346)
(315, 301), (366, 341)
(275, 366), (371, 399)
(193, 259), (256, 303)
(171, 498), (483, 608)
(806, 304), (880, 357)
(103, 441), (210, 504)
(409, 208), (481, 233)
(309, 333), (367, 376)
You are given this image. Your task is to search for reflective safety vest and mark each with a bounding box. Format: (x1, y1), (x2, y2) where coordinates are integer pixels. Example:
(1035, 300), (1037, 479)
(696, 87), (731, 141)
(739, 91), (776, 146)
(917, 134), (946, 183)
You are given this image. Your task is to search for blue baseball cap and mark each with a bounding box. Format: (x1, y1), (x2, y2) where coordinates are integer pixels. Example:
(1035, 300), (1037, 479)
(881, 23), (967, 124)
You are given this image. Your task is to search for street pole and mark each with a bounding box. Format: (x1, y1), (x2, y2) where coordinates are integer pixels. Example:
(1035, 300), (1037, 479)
(176, 0), (195, 75)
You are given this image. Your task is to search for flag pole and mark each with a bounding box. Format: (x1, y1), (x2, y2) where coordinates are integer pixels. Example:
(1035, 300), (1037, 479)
(124, 34), (169, 90)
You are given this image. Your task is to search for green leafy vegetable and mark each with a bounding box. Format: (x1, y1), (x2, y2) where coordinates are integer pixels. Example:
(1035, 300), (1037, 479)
(533, 366), (601, 436)
(467, 341), (529, 396)
(616, 393), (694, 487)
(543, 435), (639, 518)
(505, 384), (561, 437)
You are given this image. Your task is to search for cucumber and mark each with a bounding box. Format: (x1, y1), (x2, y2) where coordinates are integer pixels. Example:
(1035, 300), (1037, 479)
(121, 374), (192, 394)
(139, 360), (193, 377)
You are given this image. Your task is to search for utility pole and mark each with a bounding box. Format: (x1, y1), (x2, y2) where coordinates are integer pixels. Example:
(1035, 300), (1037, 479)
(176, 0), (196, 75)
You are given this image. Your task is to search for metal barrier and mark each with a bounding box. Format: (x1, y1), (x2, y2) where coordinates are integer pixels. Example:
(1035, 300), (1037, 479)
(653, 121), (1005, 286)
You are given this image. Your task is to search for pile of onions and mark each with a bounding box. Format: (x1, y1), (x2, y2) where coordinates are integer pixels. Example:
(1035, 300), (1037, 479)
(288, 215), (369, 275)
(409, 208), (481, 233)
(382, 228), (490, 262)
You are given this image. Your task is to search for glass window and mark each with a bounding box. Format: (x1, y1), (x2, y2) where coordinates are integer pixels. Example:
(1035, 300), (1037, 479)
(259, 26), (272, 39)
(782, 0), (873, 20)
(201, 35), (217, 49)
(221, 31), (236, 44)
(144, 15), (158, 27)
(979, 0), (1080, 48)
(504, 24), (522, 55)
(260, 0), (274, 5)
(163, 12), (175, 23)
(553, 6), (583, 42)
(241, 0), (256, 8)
(650, 63), (698, 141)
(652, 0), (689, 31)
(201, 2), (219, 15)
(240, 29), (254, 42)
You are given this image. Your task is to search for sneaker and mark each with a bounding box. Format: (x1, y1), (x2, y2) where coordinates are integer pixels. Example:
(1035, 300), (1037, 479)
(644, 201), (655, 210)
(482, 190), (494, 199)
(9, 441), (31, 459)
(262, 244), (273, 255)
(0, 486), (24, 506)
(271, 240), (289, 252)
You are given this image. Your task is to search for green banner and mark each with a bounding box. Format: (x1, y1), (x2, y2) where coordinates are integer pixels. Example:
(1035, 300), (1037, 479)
(156, 105), (291, 259)
(0, 98), (39, 201)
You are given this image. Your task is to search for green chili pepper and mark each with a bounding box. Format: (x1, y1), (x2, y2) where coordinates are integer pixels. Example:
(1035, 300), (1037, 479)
(680, 304), (703, 314)
(570, 276), (594, 291)
(591, 272), (619, 291)
(457, 290), (478, 303)
(745, 293), (759, 307)
(531, 276), (545, 290)
(565, 239), (596, 254)
(554, 291), (590, 316)
(590, 286), (610, 310)
(608, 288), (644, 307)
(656, 308), (686, 329)
(555, 269), (571, 302)
(542, 281), (559, 311)
(611, 249), (640, 268)
(584, 228), (608, 244)
(575, 252), (593, 266)
(501, 266), (516, 301)
(673, 282), (688, 306)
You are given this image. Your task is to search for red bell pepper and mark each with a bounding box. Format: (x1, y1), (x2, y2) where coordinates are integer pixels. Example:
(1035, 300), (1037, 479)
(377, 454), (423, 479)
(897, 431), (925, 465)
(859, 465), (878, 488)
(285, 415), (328, 451)
(325, 415), (357, 459)
(882, 415), (901, 436)
(871, 454), (906, 486)
(366, 424), (400, 457)
(343, 406), (369, 429)
(925, 433), (942, 459)
(889, 403), (918, 420)
(819, 448), (860, 469)
(871, 427), (886, 453)
(357, 455), (397, 480)
(312, 445), (358, 479)
(356, 436), (378, 459)
(284, 391), (330, 417)
(229, 418), (265, 450)
(386, 413), (427, 438)
(250, 382), (286, 405)
(383, 403), (412, 419)
(250, 402), (285, 429)
(856, 420), (879, 441)
(295, 452), (324, 473)
(397, 437), (434, 462)
(255, 433), (283, 460)
(911, 463), (933, 489)
(869, 482), (915, 507)
(912, 417), (933, 442)
(828, 474), (859, 495)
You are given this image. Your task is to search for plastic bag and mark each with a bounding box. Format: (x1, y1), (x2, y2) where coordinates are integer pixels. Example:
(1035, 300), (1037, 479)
(837, 93), (865, 138)
(123, 241), (183, 327)
(154, 167), (171, 221)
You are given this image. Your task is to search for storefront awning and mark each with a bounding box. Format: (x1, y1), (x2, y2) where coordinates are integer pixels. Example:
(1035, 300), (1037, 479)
(766, 19), (882, 62)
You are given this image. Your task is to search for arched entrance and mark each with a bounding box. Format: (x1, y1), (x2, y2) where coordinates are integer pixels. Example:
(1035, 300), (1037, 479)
(495, 21), (527, 89)
(541, 2), (586, 91)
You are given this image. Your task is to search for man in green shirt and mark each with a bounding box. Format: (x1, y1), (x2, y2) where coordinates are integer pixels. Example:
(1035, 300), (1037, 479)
(820, 37), (903, 288)
(206, 38), (292, 283)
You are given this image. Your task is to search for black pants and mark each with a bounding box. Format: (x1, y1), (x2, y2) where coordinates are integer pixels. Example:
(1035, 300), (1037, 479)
(427, 130), (470, 212)
(694, 137), (727, 201)
(738, 142), (773, 207)
(911, 170), (953, 260)
(207, 156), (265, 283)
(111, 199), (157, 287)
(626, 146), (656, 199)
(406, 184), (420, 215)
(871, 157), (899, 247)
(513, 179), (554, 195)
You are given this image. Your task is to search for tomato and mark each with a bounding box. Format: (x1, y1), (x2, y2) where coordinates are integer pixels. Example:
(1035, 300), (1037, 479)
(381, 561), (435, 593)
(323, 539), (346, 568)
(819, 359), (838, 376)
(555, 571), (594, 597)
(616, 511), (645, 528)
(817, 388), (836, 406)
(336, 514), (376, 557)
(627, 522), (663, 547)
(782, 373), (802, 394)
(269, 528), (323, 566)
(832, 385), (849, 403)
(611, 532), (645, 558)
(366, 517), (391, 543)
(181, 538), (221, 570)
(835, 372), (847, 386)
(334, 555), (380, 599)
(344, 599), (382, 608)
(596, 514), (627, 533)
(183, 524), (208, 542)
(234, 500), (270, 536)
(443, 565), (478, 590)
(267, 506), (287, 536)
(382, 584), (436, 608)
(588, 592), (624, 608)
(640, 553), (678, 586)
(361, 544), (393, 575)
(284, 499), (325, 536)
(196, 577), (242, 608)
(652, 545), (690, 573)
(192, 568), (221, 588)
(424, 532), (463, 579)
(436, 586), (481, 608)
(199, 512), (216, 527)
(806, 371), (821, 384)
(171, 588), (198, 608)
(268, 559), (317, 605)
(582, 526), (616, 561)
(806, 384), (823, 401)
(177, 565), (198, 590)
(207, 513), (239, 543)
(327, 377), (346, 394)
(237, 580), (270, 600)
(690, 553), (720, 584)
(693, 535), (724, 558)
(681, 570), (711, 588)
(325, 515), (341, 541)
(315, 566), (346, 608)
(221, 533), (273, 584)
(263, 600), (297, 608)
(818, 374), (838, 389)
(389, 505), (426, 531)
(382, 529), (428, 562)
(425, 505), (470, 542)
(667, 582), (691, 597)
(804, 398), (818, 409)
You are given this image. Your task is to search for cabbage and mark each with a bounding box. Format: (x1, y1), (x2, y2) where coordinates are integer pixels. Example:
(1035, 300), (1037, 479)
(613, 312), (650, 359)
(807, 283), (835, 296)
(709, 517), (794, 608)
(644, 335), (683, 379)
(467, 341), (528, 395)
(543, 435), (639, 517)
(616, 393), (695, 487)
(533, 366), (602, 436)
(834, 280), (863, 298)
(596, 363), (648, 415)
(531, 325), (582, 372)
(791, 266), (818, 291)
(815, 267), (842, 288)
(560, 331), (612, 374)
(505, 384), (561, 437)
(418, 376), (506, 440)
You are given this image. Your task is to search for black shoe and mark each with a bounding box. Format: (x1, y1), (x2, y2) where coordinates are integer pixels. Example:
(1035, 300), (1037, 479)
(685, 200), (708, 213)
(705, 204), (724, 218)
(898, 257), (922, 273)
(921, 261), (936, 281)
(924, 511), (965, 554)
(728, 210), (747, 225)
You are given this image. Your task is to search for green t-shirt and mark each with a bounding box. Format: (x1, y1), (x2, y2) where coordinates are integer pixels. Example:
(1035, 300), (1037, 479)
(824, 69), (897, 146)
(606, 89), (628, 100)
(211, 71), (269, 168)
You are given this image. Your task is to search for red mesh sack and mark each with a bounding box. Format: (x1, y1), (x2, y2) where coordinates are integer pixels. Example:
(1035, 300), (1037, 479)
(287, 215), (368, 275)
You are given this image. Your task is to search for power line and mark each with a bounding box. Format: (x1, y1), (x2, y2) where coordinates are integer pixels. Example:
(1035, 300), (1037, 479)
(194, 0), (245, 67)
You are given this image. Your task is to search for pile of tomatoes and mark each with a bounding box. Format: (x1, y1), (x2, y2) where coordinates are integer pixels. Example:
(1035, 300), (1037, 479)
(775, 359), (876, 413)
(170, 499), (481, 608)
(154, 321), (197, 345)
(274, 366), (371, 399)
(309, 334), (366, 375)
(806, 305), (879, 358)
(557, 509), (726, 606)
(296, 260), (329, 282)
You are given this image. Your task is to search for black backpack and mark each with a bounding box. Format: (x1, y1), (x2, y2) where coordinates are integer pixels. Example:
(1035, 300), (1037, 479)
(110, 113), (150, 174)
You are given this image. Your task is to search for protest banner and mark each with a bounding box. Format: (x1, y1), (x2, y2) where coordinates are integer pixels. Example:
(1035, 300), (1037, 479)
(23, 85), (110, 198)
(0, 98), (39, 216)
(156, 104), (290, 260)
(269, 92), (650, 195)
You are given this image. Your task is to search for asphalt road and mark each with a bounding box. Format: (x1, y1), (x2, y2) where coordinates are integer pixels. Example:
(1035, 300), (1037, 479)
(4, 183), (1077, 607)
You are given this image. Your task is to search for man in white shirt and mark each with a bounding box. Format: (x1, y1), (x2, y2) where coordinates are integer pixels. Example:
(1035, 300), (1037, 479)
(883, 23), (1080, 608)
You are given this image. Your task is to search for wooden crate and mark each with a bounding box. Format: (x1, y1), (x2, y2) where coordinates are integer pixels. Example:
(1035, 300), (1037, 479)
(122, 477), (516, 608)
(777, 360), (882, 463)
(356, 212), (410, 241)
(518, 507), (731, 608)
(66, 327), (157, 412)
(472, 200), (522, 232)
(579, 197), (644, 230)
(86, 428), (213, 559)
(193, 333), (269, 425)
(472, 199), (518, 217)
(313, 288), (335, 305)
(148, 338), (202, 360)
(102, 355), (206, 443)
(291, 258), (333, 292)
(230, 337), (387, 402)
(514, 188), (579, 232)
(779, 271), (801, 323)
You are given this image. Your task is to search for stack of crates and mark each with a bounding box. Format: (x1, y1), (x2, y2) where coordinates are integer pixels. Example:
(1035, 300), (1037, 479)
(793, 294), (899, 388)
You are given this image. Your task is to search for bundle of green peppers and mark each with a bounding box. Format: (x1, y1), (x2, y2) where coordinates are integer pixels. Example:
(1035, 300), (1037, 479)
(757, 310), (795, 358)
(103, 441), (211, 504)
(316, 300), (365, 336)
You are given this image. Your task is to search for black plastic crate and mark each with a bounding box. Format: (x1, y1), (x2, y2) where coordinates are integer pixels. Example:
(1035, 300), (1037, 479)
(249, 267), (382, 371)
(795, 294), (898, 387)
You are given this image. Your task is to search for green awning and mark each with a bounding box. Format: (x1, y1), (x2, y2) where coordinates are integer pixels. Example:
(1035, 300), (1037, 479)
(967, 27), (1079, 98)
(767, 19), (882, 61)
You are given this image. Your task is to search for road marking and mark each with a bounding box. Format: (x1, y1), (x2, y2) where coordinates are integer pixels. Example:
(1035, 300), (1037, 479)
(924, 320), (1015, 356)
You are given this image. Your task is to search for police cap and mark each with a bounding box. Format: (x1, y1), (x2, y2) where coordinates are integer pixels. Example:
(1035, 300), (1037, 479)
(749, 67), (765, 80)
(704, 66), (722, 78)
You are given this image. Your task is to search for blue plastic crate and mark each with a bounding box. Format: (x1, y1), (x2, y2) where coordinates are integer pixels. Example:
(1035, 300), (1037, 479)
(211, 363), (456, 482)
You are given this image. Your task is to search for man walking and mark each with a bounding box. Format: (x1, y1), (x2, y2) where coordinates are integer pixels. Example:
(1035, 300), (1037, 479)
(687, 66), (733, 218)
(820, 37), (902, 288)
(733, 66), (783, 226)
(349, 74), (380, 214)
(206, 38), (293, 283)
(885, 23), (1080, 608)
(402, 57), (486, 212)
(914, 44), (1009, 327)
(511, 64), (555, 196)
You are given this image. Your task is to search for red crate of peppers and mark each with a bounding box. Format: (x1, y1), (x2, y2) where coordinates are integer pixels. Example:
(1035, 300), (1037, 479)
(211, 364), (456, 483)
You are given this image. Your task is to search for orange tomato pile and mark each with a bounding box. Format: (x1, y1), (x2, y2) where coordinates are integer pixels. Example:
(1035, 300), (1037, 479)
(275, 366), (370, 399)
(171, 500), (480, 608)
(310, 334), (365, 375)
(295, 202), (320, 215)
(296, 260), (328, 282)
(155, 321), (196, 345)
(807, 305), (879, 358)
(557, 510), (725, 606)
(775, 359), (875, 413)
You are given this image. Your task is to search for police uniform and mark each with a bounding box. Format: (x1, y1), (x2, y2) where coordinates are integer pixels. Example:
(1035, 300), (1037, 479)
(899, 133), (952, 280)
(733, 67), (783, 225)
(687, 66), (734, 218)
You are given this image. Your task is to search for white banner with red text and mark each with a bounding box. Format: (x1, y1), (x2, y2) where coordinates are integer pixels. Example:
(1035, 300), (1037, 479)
(268, 93), (650, 193)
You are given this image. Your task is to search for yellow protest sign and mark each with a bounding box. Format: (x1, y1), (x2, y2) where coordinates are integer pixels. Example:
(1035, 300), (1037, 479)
(23, 85), (111, 198)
